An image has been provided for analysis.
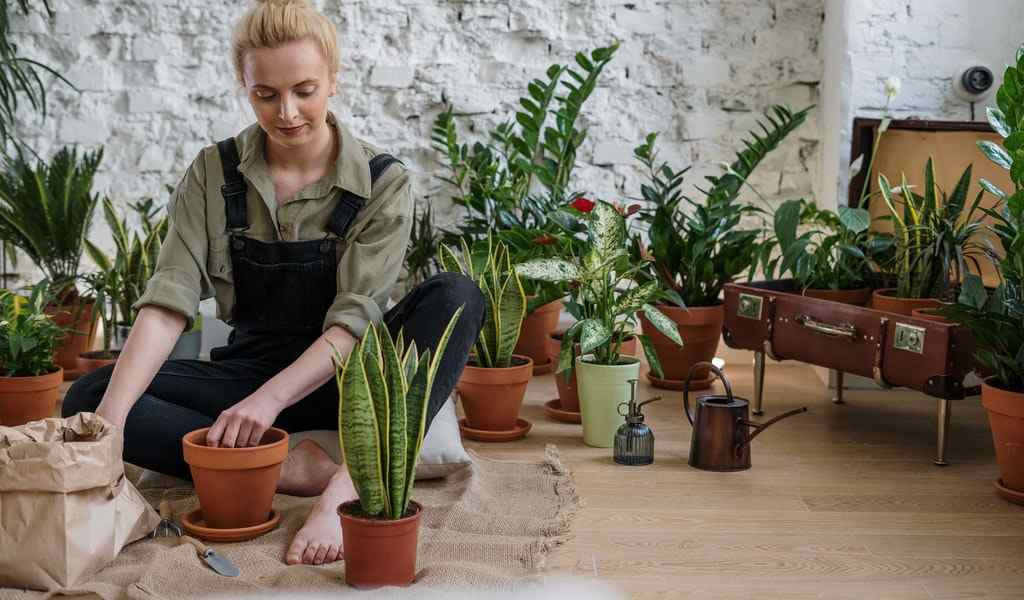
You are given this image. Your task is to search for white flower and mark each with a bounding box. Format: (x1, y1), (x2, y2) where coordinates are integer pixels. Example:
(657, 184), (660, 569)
(883, 76), (902, 100)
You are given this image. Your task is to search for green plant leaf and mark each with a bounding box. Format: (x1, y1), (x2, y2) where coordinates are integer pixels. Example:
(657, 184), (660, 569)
(978, 140), (1013, 170)
(987, 107), (1011, 138)
(838, 206), (870, 234)
(642, 304), (684, 347)
(637, 333), (664, 379)
(591, 200), (627, 262)
(958, 273), (988, 309)
(515, 258), (582, 282)
(979, 177), (1007, 199)
(578, 318), (612, 354)
(337, 345), (386, 517)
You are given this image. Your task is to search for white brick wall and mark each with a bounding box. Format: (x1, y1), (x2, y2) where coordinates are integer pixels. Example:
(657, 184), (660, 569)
(7, 0), (825, 266)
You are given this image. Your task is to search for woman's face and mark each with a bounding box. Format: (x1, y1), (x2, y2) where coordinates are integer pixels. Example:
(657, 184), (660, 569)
(242, 38), (337, 149)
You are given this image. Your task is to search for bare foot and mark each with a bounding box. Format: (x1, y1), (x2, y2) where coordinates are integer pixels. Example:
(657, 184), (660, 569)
(285, 467), (356, 565)
(277, 439), (338, 497)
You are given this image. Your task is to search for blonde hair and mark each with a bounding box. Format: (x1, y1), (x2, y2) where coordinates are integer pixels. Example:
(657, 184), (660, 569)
(231, 0), (340, 87)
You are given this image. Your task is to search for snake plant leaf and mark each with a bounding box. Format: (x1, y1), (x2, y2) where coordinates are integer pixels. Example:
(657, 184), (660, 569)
(591, 200), (627, 262)
(613, 281), (660, 317)
(338, 347), (386, 517)
(386, 353), (408, 517)
(515, 258), (582, 283)
(838, 206), (870, 234)
(578, 318), (612, 355)
(84, 240), (112, 272)
(637, 333), (665, 379)
(437, 242), (463, 276)
(476, 276), (496, 367)
(642, 304), (684, 347)
(395, 329), (405, 362)
(403, 339), (419, 388)
(399, 349), (432, 517)
(360, 324), (389, 496)
(495, 264), (526, 366)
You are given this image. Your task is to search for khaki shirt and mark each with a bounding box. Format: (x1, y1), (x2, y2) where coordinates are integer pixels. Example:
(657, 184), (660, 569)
(134, 112), (413, 339)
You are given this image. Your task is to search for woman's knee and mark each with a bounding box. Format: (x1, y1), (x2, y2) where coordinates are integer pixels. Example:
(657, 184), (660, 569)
(61, 364), (114, 417)
(423, 272), (486, 324)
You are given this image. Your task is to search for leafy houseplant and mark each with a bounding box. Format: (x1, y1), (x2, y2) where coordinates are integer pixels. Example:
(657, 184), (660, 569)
(439, 237), (531, 435)
(943, 48), (1024, 504)
(403, 204), (442, 293)
(333, 310), (462, 588)
(0, 281), (65, 425)
(632, 106), (811, 389)
(517, 200), (683, 447)
(874, 158), (988, 315)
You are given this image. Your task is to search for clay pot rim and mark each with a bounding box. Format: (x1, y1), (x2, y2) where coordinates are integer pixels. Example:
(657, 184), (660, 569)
(182, 426), (289, 459)
(463, 354), (534, 372)
(338, 499), (423, 525)
(79, 350), (121, 360)
(0, 366), (62, 380)
(526, 297), (565, 313)
(982, 376), (1024, 396)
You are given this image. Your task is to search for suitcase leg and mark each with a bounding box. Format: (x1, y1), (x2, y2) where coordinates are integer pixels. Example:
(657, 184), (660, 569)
(832, 370), (845, 404)
(753, 351), (766, 416)
(934, 398), (951, 466)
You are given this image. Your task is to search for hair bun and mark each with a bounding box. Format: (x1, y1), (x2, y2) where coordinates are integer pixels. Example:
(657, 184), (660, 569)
(257, 0), (307, 6)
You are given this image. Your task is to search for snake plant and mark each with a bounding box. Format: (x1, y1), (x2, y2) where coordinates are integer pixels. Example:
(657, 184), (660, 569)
(438, 237), (526, 369)
(334, 308), (463, 520)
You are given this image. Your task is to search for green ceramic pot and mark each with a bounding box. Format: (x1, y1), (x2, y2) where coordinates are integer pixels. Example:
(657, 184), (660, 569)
(576, 354), (641, 448)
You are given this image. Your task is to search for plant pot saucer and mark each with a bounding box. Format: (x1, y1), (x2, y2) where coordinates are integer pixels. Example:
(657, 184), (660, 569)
(647, 371), (715, 391)
(458, 417), (531, 442)
(994, 478), (1024, 506)
(544, 399), (581, 424)
(532, 357), (555, 376)
(181, 508), (281, 543)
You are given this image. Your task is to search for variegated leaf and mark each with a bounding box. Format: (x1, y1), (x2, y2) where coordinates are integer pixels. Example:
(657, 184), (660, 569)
(515, 258), (582, 283)
(591, 200), (627, 262)
(579, 318), (612, 354)
(613, 281), (659, 317)
(642, 304), (684, 347)
(637, 333), (664, 379)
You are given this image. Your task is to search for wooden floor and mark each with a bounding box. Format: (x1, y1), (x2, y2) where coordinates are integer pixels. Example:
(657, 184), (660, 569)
(465, 354), (1024, 599)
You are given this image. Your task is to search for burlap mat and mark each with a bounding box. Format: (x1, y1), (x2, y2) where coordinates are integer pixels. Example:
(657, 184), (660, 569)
(0, 445), (578, 600)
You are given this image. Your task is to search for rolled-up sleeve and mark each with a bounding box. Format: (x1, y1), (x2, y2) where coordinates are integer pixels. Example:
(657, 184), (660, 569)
(132, 153), (211, 329)
(324, 168), (413, 338)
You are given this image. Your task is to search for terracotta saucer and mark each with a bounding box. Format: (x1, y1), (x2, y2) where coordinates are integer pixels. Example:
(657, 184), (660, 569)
(532, 357), (555, 376)
(995, 478), (1024, 506)
(544, 399), (581, 424)
(646, 372), (715, 391)
(181, 508), (281, 543)
(458, 417), (532, 442)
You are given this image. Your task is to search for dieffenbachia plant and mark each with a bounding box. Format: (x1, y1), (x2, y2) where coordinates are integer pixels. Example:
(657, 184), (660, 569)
(438, 236), (526, 369)
(515, 200), (683, 377)
(333, 308), (463, 520)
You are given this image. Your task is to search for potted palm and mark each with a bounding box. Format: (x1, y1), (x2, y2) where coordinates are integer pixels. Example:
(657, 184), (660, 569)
(0, 281), (64, 426)
(439, 237), (531, 441)
(518, 200), (683, 447)
(333, 310), (462, 588)
(0, 146), (104, 380)
(632, 107), (810, 390)
(873, 158), (988, 316)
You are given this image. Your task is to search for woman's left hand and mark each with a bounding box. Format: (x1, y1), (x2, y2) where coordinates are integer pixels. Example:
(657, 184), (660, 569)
(206, 393), (283, 448)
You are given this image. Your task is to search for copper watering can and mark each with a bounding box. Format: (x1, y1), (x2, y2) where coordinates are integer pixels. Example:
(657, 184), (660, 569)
(683, 362), (807, 471)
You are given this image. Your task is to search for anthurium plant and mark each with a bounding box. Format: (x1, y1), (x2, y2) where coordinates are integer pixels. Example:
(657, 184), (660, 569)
(333, 309), (463, 519)
(516, 199), (683, 377)
(633, 105), (812, 308)
(0, 281), (63, 377)
(438, 237), (526, 369)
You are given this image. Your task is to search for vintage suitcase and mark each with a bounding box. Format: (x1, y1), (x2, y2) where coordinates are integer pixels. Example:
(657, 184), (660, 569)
(722, 280), (979, 465)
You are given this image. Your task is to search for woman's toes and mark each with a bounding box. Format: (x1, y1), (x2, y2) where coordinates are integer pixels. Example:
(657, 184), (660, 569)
(302, 543), (320, 565)
(285, 536), (308, 565)
(325, 544), (341, 563)
(313, 544), (329, 565)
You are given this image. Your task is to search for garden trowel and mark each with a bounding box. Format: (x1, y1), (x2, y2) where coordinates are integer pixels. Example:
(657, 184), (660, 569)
(152, 499), (240, 577)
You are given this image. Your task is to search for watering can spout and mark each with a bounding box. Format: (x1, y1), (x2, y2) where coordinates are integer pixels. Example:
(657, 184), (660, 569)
(737, 406), (808, 450)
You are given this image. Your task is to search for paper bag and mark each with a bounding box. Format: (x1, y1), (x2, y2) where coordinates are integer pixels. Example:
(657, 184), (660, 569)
(0, 412), (160, 590)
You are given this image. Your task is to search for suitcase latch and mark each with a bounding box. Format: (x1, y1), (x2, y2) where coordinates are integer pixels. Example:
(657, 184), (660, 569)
(894, 323), (926, 354)
(737, 293), (763, 320)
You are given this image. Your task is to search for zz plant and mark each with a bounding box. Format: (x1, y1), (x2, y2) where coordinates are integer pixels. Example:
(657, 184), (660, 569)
(334, 309), (463, 519)
(438, 237), (525, 369)
(0, 281), (63, 377)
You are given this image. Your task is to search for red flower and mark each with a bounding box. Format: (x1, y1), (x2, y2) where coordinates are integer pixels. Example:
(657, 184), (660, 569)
(571, 197), (596, 213)
(626, 203), (642, 216)
(533, 234), (556, 246)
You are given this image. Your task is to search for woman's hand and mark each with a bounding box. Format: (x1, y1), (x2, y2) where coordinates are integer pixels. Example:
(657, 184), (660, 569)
(206, 392), (283, 448)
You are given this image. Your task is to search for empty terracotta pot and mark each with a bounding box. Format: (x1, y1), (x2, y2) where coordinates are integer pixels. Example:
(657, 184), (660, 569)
(803, 287), (872, 306)
(0, 368), (63, 426)
(870, 288), (941, 316)
(546, 332), (637, 413)
(76, 350), (120, 375)
(514, 299), (564, 375)
(639, 303), (724, 390)
(45, 300), (98, 382)
(182, 427), (288, 529)
(457, 355), (533, 430)
(339, 500), (422, 588)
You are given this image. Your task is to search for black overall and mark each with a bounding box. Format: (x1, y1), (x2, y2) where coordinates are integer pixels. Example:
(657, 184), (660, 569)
(63, 139), (485, 481)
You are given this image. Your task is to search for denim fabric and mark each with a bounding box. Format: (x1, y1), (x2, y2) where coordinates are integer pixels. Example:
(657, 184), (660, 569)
(62, 273), (484, 480)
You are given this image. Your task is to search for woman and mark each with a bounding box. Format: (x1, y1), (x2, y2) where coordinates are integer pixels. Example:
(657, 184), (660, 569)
(63, 0), (483, 567)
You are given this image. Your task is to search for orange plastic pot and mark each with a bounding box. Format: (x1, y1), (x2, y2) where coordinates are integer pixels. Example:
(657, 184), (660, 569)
(182, 427), (288, 529)
(546, 333), (637, 413)
(0, 367), (63, 426)
(981, 380), (1024, 503)
(339, 500), (421, 588)
(76, 350), (120, 375)
(639, 303), (724, 390)
(45, 300), (98, 381)
(514, 298), (563, 375)
(457, 355), (533, 430)
(803, 287), (872, 306)
(870, 288), (941, 316)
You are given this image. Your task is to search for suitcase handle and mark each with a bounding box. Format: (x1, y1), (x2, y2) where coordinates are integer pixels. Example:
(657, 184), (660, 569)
(795, 314), (857, 339)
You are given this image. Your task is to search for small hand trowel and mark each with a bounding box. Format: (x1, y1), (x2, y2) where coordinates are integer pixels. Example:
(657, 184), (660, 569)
(152, 499), (240, 577)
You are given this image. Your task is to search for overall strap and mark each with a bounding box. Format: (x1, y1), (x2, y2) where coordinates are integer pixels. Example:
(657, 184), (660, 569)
(326, 153), (403, 238)
(216, 138), (249, 232)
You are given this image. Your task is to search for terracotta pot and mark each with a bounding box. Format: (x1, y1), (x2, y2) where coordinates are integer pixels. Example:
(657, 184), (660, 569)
(546, 332), (637, 413)
(638, 304), (724, 389)
(76, 350), (120, 374)
(182, 427), (288, 529)
(981, 379), (1024, 502)
(803, 287), (872, 306)
(514, 298), (563, 375)
(456, 355), (533, 430)
(0, 367), (63, 426)
(339, 500), (422, 589)
(911, 307), (952, 324)
(870, 288), (941, 316)
(45, 300), (98, 381)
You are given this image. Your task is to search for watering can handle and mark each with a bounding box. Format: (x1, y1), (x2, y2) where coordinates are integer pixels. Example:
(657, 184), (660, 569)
(738, 406), (808, 447)
(682, 361), (731, 426)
